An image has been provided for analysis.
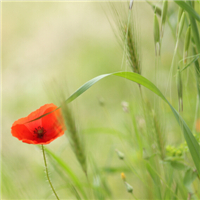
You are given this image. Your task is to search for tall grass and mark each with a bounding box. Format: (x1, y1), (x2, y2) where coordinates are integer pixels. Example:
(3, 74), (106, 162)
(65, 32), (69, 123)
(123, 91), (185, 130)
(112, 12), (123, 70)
(2, 1), (200, 200)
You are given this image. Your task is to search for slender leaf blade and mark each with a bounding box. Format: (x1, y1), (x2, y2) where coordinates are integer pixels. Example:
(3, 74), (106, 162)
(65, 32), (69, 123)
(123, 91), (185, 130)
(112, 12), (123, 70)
(180, 55), (199, 72)
(174, 0), (200, 22)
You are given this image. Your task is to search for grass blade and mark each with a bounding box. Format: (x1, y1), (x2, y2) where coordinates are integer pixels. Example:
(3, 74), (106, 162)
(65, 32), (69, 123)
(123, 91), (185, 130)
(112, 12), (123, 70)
(189, 15), (200, 54)
(180, 55), (199, 72)
(174, 0), (200, 22)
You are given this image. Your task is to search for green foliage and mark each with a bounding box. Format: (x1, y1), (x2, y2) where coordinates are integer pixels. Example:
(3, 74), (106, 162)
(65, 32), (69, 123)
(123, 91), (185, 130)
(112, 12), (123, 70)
(3, 2), (200, 200)
(174, 0), (200, 22)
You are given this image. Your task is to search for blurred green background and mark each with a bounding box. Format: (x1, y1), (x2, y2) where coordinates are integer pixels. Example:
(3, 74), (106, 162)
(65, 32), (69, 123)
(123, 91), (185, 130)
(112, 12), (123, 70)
(2, 2), (197, 199)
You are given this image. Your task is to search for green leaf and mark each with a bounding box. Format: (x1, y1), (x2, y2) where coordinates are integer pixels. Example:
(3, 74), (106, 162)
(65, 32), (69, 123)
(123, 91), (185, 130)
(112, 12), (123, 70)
(174, 0), (200, 22)
(65, 74), (111, 105)
(44, 147), (87, 199)
(170, 161), (188, 170)
(183, 168), (198, 192)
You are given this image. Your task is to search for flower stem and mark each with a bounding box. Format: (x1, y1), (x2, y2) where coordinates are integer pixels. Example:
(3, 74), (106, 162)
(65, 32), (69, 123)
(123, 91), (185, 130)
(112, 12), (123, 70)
(41, 145), (59, 200)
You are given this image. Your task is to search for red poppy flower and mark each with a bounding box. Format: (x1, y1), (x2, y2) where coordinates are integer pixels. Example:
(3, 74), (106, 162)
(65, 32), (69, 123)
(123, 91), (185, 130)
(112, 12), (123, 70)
(11, 103), (66, 145)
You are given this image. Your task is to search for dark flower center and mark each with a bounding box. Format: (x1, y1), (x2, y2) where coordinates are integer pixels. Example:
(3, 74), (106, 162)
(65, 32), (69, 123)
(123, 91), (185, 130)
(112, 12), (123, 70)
(34, 126), (46, 138)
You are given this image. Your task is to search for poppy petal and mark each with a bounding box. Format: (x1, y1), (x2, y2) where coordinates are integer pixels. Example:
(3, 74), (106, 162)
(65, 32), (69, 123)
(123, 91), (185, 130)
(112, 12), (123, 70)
(12, 104), (53, 126)
(41, 107), (65, 142)
(11, 124), (37, 144)
(42, 107), (65, 133)
(24, 104), (57, 133)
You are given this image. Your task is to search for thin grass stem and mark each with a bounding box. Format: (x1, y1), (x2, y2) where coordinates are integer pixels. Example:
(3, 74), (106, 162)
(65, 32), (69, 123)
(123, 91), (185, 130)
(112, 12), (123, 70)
(41, 145), (59, 200)
(154, 54), (160, 109)
(193, 94), (200, 133)
(139, 84), (147, 130)
(165, 39), (179, 98)
(132, 193), (139, 200)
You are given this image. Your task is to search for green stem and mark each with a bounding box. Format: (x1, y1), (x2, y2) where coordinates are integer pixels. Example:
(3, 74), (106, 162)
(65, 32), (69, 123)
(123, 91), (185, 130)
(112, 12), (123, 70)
(41, 145), (60, 200)
(165, 39), (179, 97)
(132, 193), (139, 200)
(193, 94), (199, 133)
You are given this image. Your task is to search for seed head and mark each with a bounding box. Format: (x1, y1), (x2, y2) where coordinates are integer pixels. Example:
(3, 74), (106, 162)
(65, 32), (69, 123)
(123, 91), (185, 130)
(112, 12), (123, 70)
(116, 149), (125, 160)
(125, 182), (133, 193)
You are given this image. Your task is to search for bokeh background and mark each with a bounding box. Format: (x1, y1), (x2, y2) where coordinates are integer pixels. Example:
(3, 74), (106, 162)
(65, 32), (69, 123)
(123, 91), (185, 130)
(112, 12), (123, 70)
(2, 2), (197, 199)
